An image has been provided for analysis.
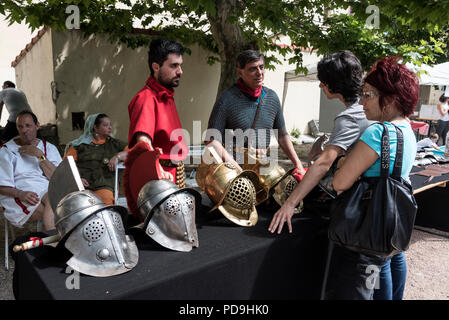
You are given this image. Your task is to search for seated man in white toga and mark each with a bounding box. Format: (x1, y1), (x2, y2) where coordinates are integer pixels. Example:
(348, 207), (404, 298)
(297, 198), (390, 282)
(0, 111), (62, 231)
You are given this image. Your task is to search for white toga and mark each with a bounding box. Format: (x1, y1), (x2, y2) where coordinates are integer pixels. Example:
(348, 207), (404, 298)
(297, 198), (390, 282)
(0, 139), (62, 227)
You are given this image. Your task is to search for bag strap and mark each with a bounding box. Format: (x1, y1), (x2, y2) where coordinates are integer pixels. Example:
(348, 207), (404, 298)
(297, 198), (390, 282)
(380, 123), (390, 178)
(251, 92), (265, 129)
(392, 125), (404, 179)
(379, 122), (405, 179)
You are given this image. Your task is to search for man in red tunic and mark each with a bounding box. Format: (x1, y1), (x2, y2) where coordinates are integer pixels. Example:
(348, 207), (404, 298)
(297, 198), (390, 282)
(127, 38), (188, 186)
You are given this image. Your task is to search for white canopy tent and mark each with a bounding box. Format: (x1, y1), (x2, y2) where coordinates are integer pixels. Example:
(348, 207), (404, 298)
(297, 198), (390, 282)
(283, 61), (449, 133)
(406, 61), (449, 86)
(286, 61), (449, 86)
(282, 64), (319, 108)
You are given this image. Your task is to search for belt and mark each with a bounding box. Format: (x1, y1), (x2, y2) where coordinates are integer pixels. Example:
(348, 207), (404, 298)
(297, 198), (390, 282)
(160, 159), (186, 188)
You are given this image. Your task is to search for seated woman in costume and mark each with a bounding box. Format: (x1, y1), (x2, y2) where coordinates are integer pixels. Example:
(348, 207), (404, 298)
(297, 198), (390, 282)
(64, 113), (128, 205)
(332, 57), (418, 300)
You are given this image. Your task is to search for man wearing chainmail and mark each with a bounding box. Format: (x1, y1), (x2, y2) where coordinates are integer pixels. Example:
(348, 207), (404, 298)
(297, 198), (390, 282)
(127, 38), (188, 188)
(205, 50), (306, 177)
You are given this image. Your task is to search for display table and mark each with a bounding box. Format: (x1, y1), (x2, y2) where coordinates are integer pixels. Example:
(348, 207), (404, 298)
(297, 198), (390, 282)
(12, 203), (330, 300)
(13, 166), (449, 300)
(410, 166), (449, 232)
(410, 166), (449, 194)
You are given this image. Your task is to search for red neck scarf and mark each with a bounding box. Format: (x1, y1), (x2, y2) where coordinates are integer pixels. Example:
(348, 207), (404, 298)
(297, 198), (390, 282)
(146, 76), (175, 100)
(237, 78), (262, 99)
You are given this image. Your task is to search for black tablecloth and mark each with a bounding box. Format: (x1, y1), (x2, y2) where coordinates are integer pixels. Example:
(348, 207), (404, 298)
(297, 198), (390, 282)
(14, 166), (447, 300)
(12, 204), (330, 300)
(409, 166), (449, 232)
(410, 166), (449, 191)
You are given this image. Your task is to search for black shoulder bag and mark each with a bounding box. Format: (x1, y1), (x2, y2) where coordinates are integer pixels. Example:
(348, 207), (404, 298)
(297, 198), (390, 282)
(328, 123), (418, 257)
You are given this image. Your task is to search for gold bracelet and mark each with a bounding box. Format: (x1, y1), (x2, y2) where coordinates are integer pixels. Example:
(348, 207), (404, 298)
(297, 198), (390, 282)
(39, 155), (46, 162)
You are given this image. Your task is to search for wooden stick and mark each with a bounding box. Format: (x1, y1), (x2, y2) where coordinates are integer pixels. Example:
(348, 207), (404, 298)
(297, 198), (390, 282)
(13, 234), (61, 252)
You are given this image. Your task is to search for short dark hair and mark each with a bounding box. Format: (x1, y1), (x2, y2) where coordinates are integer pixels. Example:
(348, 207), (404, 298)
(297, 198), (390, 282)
(439, 93), (449, 103)
(237, 50), (264, 69)
(148, 38), (184, 76)
(364, 56), (419, 117)
(3, 81), (15, 88)
(16, 110), (38, 124)
(317, 50), (363, 104)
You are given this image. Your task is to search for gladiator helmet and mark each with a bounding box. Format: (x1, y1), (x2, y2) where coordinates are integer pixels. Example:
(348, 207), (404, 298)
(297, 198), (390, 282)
(239, 148), (291, 203)
(195, 162), (266, 227)
(308, 134), (329, 165)
(136, 180), (201, 252)
(271, 168), (300, 206)
(54, 190), (138, 277)
(308, 134), (338, 199)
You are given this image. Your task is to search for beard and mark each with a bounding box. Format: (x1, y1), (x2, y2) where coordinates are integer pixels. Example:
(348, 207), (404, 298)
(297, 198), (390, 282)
(157, 74), (180, 89)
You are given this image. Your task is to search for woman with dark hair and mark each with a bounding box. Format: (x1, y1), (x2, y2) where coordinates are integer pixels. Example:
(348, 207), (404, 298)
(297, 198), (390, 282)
(269, 50), (371, 234)
(64, 113), (128, 205)
(436, 93), (449, 145)
(330, 56), (419, 300)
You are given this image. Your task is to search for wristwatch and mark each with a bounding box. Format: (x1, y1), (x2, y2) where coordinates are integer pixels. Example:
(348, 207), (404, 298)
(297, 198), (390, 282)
(39, 155), (46, 162)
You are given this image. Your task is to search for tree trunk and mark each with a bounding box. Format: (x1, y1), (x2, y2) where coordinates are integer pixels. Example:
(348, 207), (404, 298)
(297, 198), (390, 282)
(208, 0), (257, 99)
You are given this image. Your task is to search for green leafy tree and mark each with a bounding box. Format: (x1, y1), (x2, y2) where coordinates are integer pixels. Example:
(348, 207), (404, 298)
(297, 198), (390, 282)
(1, 0), (448, 97)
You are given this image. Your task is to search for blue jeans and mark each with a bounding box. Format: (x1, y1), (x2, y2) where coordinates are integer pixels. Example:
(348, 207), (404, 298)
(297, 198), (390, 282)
(373, 252), (407, 300)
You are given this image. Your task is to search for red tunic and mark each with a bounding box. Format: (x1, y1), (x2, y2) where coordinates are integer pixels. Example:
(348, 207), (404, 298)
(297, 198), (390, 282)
(128, 76), (188, 181)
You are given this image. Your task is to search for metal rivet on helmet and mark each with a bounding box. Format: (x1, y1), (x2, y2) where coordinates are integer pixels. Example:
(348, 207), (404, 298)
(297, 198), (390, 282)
(96, 248), (111, 261)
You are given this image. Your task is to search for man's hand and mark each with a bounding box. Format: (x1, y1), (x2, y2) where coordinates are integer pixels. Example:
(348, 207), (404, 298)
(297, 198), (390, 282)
(268, 201), (296, 234)
(18, 145), (44, 158)
(292, 167), (308, 182)
(159, 164), (174, 181)
(17, 190), (40, 206)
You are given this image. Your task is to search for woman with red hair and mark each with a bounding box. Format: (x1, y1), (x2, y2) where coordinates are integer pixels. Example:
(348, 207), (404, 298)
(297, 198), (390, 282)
(328, 56), (419, 300)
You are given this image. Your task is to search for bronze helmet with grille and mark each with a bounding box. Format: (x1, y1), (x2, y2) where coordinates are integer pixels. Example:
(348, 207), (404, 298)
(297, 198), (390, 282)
(195, 161), (267, 226)
(239, 148), (294, 204)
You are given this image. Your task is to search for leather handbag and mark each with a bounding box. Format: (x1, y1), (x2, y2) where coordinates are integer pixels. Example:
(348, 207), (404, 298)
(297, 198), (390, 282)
(328, 123), (418, 257)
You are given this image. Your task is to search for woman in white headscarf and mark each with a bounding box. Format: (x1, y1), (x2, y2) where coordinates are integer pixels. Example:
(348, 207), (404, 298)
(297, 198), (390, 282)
(64, 113), (128, 205)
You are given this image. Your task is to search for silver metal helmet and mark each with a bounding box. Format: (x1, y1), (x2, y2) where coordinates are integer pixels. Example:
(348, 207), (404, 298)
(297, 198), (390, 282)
(136, 180), (201, 252)
(54, 190), (106, 241)
(308, 134), (329, 165)
(55, 190), (139, 277)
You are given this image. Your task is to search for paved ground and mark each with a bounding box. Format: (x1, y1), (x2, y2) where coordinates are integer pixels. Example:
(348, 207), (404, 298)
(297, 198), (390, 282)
(1, 143), (448, 300)
(1, 219), (36, 300)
